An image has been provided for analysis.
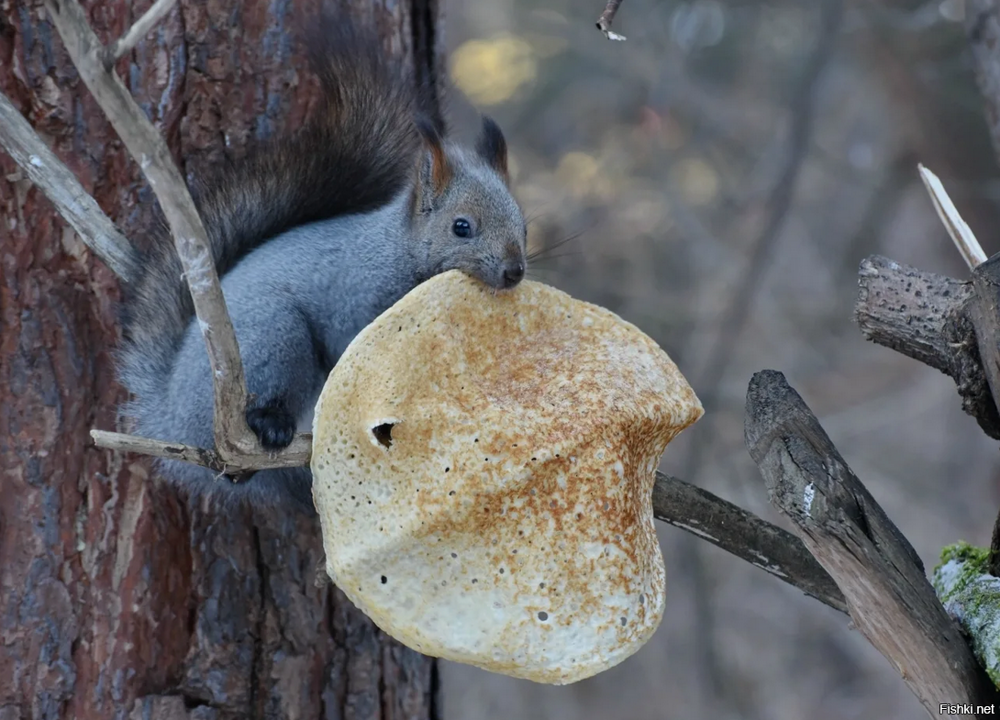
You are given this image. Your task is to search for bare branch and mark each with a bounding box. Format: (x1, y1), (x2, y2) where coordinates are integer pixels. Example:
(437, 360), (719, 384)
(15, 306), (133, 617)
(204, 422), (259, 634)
(90, 429), (312, 476)
(104, 0), (179, 68)
(0, 91), (140, 283)
(596, 0), (626, 41)
(44, 0), (261, 460)
(855, 255), (971, 374)
(745, 370), (999, 716)
(91, 417), (846, 614)
(653, 471), (847, 614)
(918, 164), (987, 270)
(854, 254), (1000, 439)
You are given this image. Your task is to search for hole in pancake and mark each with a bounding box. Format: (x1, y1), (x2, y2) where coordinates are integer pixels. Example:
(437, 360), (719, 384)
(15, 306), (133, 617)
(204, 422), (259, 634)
(372, 423), (394, 448)
(367, 417), (401, 450)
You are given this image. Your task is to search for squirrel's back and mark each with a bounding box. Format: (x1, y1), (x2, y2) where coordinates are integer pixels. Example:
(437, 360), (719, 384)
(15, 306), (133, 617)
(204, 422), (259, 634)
(119, 12), (426, 409)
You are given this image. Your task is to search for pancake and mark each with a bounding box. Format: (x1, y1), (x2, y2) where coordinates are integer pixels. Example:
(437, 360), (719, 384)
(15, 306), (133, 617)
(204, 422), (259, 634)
(311, 270), (703, 684)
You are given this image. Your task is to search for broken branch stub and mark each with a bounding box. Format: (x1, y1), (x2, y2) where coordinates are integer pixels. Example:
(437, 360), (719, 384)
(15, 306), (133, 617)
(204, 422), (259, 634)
(855, 255), (1000, 439)
(596, 0), (626, 40)
(745, 369), (999, 716)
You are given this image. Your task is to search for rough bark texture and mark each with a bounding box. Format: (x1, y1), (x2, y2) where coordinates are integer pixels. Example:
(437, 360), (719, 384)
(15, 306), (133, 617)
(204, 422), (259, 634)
(855, 254), (1000, 439)
(0, 2), (440, 718)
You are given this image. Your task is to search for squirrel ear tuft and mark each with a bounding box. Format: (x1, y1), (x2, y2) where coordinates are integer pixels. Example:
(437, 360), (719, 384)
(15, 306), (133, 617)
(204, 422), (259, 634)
(413, 115), (453, 212)
(475, 116), (509, 184)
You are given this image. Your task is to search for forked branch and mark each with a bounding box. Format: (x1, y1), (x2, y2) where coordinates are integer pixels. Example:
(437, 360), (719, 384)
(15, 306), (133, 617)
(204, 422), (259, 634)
(41, 0), (310, 469)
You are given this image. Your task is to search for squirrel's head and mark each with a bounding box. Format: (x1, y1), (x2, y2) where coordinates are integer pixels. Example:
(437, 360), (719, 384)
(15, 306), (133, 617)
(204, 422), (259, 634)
(409, 116), (527, 291)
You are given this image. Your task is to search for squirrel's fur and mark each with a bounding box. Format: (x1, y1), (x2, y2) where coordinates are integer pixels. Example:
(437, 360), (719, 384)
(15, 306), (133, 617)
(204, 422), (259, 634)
(118, 12), (527, 513)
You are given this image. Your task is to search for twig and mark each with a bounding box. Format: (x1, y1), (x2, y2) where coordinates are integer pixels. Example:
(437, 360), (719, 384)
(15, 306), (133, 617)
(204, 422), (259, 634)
(917, 164), (987, 270)
(653, 472), (847, 613)
(745, 370), (999, 716)
(0, 90), (141, 283)
(90, 429), (312, 474)
(88, 424), (846, 612)
(44, 0), (260, 460)
(596, 0), (626, 41)
(104, 0), (179, 69)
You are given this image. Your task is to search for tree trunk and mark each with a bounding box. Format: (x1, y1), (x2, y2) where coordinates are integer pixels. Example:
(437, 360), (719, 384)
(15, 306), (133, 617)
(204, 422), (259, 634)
(0, 2), (442, 718)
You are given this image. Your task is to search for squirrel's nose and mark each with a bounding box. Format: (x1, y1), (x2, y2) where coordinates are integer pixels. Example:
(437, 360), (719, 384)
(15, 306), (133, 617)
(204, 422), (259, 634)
(502, 261), (525, 288)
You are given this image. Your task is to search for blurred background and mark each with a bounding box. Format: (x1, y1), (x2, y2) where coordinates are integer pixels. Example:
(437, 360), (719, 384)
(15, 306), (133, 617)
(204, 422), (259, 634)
(437, 1), (1000, 718)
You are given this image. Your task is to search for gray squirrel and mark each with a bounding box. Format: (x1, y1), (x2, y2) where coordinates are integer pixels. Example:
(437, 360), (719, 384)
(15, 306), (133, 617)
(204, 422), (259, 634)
(117, 13), (527, 513)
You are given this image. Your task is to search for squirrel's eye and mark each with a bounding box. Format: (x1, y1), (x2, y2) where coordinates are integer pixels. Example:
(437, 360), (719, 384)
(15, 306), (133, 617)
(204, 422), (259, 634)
(452, 218), (472, 238)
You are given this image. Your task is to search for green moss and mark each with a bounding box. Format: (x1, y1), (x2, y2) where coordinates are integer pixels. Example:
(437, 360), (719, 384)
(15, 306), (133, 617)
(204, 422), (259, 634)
(938, 541), (989, 570)
(933, 542), (1000, 688)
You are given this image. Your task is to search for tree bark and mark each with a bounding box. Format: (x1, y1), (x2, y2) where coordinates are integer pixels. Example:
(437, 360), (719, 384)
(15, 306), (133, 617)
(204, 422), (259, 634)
(0, 2), (441, 719)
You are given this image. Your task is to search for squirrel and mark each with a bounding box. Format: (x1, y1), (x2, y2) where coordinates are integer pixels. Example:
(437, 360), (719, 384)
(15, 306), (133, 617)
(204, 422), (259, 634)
(117, 12), (528, 513)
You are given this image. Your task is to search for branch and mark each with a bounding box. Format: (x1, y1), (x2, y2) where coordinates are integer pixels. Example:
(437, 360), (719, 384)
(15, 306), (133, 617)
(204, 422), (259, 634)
(963, 255), (1000, 581)
(596, 0), (626, 41)
(44, 0), (262, 460)
(90, 424), (846, 614)
(90, 429), (312, 476)
(745, 369), (999, 716)
(854, 254), (1000, 439)
(0, 91), (141, 283)
(653, 471), (847, 613)
(961, 0), (1000, 588)
(104, 0), (179, 68)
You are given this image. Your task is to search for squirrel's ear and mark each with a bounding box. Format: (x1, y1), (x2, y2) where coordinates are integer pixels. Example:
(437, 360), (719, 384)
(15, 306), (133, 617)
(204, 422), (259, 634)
(413, 116), (453, 213)
(475, 116), (509, 184)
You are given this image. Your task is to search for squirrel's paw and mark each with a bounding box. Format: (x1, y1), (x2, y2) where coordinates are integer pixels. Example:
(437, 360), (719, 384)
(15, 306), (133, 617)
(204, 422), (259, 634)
(246, 399), (297, 450)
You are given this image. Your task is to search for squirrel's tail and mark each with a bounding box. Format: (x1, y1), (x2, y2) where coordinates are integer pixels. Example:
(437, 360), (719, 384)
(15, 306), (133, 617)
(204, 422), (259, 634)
(118, 11), (425, 428)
